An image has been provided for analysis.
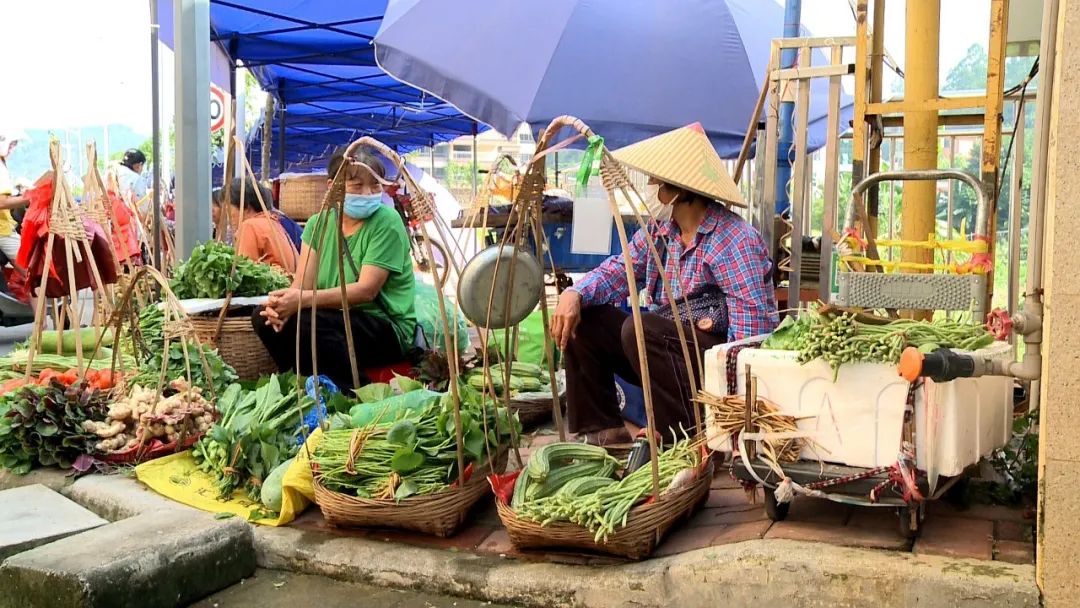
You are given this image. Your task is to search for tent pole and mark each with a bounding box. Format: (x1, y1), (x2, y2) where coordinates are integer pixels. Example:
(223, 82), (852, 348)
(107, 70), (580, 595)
(149, 0), (162, 269)
(277, 89), (286, 176)
(471, 122), (478, 200)
(429, 140), (435, 177)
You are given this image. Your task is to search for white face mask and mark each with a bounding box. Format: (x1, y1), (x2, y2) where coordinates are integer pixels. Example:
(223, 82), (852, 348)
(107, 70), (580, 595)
(644, 184), (673, 222)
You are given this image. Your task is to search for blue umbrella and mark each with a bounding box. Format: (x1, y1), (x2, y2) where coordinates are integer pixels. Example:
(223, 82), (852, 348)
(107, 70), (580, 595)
(374, 0), (849, 156)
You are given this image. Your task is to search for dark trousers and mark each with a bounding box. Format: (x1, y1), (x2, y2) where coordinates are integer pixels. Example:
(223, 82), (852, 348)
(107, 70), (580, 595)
(252, 306), (403, 390)
(565, 305), (724, 437)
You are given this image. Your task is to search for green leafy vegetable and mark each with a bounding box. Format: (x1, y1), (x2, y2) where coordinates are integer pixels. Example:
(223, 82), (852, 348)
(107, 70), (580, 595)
(170, 240), (290, 299)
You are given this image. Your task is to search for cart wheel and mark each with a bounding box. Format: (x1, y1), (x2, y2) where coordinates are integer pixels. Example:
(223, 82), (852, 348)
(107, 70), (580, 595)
(897, 504), (924, 539)
(764, 487), (790, 522)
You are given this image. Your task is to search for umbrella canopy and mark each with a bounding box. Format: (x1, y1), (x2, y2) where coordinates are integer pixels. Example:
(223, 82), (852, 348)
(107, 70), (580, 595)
(374, 0), (850, 156)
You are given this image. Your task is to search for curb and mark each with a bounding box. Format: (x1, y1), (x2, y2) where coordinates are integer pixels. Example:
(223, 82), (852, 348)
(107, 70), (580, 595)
(254, 523), (1039, 608)
(39, 472), (1042, 608)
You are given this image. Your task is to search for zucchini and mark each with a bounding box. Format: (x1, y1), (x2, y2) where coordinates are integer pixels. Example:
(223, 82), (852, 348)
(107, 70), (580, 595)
(525, 442), (611, 481)
(38, 328), (114, 354)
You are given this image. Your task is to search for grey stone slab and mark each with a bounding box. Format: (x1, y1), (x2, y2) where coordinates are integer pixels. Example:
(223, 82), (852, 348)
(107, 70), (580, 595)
(0, 485), (107, 561)
(0, 510), (255, 608)
(0, 467), (73, 493)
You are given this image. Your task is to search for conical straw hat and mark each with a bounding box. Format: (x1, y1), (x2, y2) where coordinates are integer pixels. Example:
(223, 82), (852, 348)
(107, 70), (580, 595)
(612, 123), (746, 207)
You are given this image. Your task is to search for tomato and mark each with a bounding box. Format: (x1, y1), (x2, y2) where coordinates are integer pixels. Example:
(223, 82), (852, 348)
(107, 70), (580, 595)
(0, 378), (27, 395)
(92, 370), (115, 390)
(59, 369), (80, 385)
(37, 368), (59, 385)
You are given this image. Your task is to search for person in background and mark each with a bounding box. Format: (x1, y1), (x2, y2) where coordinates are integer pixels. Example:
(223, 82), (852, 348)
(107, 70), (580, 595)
(0, 129), (30, 264)
(114, 148), (148, 205)
(550, 123), (778, 446)
(222, 178), (298, 272)
(252, 147), (416, 390)
(213, 184), (303, 252)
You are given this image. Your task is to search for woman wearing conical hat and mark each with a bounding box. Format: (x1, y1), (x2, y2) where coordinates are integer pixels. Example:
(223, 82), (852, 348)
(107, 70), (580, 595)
(551, 124), (779, 445)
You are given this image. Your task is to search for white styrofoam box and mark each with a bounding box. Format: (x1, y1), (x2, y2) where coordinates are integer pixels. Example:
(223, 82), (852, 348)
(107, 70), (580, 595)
(702, 341), (1013, 479)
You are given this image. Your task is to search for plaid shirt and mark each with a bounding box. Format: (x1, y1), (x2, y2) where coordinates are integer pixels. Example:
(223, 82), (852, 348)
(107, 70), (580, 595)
(571, 205), (779, 341)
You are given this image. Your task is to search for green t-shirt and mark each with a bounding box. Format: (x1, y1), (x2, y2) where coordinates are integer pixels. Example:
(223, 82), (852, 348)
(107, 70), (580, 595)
(301, 205), (417, 351)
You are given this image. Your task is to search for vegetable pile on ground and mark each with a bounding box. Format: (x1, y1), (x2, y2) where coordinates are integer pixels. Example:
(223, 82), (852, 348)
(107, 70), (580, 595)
(192, 374), (316, 506)
(131, 305), (237, 396)
(0, 380), (111, 473)
(84, 380), (215, 454)
(0, 328), (137, 374)
(170, 240), (290, 299)
(465, 361), (547, 396)
(313, 383), (519, 501)
(763, 307), (996, 378)
(0, 368), (116, 396)
(512, 439), (700, 542)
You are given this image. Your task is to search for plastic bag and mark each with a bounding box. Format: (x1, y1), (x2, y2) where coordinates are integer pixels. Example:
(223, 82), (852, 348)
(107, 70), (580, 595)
(490, 309), (560, 368)
(349, 389), (441, 427)
(414, 280), (469, 354)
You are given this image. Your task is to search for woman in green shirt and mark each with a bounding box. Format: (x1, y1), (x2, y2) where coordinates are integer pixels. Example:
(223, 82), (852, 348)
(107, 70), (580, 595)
(252, 147), (417, 389)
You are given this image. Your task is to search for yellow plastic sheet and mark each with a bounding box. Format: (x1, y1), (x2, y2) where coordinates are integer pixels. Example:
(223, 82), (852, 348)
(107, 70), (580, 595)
(134, 429), (324, 526)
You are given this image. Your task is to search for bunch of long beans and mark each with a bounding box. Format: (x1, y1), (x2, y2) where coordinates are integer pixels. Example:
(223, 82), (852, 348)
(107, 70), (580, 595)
(515, 439), (699, 542)
(790, 311), (994, 379)
(313, 423), (454, 499)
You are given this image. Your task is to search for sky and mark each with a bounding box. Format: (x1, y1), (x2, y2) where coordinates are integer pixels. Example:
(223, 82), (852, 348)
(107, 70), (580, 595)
(1, 0), (994, 134)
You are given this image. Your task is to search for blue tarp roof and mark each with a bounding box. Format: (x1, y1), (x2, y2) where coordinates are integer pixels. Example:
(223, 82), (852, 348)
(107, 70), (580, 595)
(209, 0), (481, 175)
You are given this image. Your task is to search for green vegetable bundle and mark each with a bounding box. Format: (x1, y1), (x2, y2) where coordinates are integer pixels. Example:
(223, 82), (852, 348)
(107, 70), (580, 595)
(170, 240), (290, 299)
(765, 308), (995, 379)
(131, 304), (237, 396)
(0, 382), (110, 473)
(514, 439), (699, 542)
(192, 374), (316, 502)
(313, 383), (519, 501)
(0, 351), (136, 374)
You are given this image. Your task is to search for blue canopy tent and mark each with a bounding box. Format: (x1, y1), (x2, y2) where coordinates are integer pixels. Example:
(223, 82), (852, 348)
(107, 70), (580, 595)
(208, 0), (483, 176)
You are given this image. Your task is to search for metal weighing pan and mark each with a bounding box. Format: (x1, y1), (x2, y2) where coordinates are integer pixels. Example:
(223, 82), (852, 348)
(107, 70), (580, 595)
(457, 245), (544, 329)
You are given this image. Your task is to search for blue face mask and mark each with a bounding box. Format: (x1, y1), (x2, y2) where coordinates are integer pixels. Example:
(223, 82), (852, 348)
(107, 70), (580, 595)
(343, 193), (383, 219)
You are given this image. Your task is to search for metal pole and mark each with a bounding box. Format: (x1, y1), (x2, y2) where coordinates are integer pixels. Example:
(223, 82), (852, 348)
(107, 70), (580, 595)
(277, 92), (286, 176)
(174, 0), (212, 258)
(149, 0), (162, 269)
(471, 122), (478, 199)
(901, 0), (940, 319)
(866, 0), (885, 235)
(429, 142), (435, 177)
(1007, 106), (1025, 323)
(774, 0), (802, 213)
(260, 96), (274, 181)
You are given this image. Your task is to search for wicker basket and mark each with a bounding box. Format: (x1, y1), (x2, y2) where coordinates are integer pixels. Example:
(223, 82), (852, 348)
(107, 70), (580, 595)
(496, 461), (712, 560)
(279, 174), (328, 221)
(189, 312), (278, 381)
(509, 395), (553, 429)
(314, 448), (509, 537)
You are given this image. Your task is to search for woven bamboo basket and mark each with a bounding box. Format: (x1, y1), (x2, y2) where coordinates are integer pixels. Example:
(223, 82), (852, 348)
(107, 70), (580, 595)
(509, 395), (554, 429)
(496, 461), (712, 559)
(314, 448), (509, 537)
(279, 174), (328, 221)
(189, 312), (277, 380)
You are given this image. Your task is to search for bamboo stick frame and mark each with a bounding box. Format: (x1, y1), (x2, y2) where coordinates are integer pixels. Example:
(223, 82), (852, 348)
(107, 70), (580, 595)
(23, 141), (114, 382)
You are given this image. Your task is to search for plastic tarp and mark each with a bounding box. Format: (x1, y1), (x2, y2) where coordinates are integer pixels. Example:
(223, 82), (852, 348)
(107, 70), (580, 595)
(207, 0), (483, 174)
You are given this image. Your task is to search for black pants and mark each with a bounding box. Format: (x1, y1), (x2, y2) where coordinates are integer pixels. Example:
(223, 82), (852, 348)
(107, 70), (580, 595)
(251, 306), (404, 390)
(565, 305), (724, 438)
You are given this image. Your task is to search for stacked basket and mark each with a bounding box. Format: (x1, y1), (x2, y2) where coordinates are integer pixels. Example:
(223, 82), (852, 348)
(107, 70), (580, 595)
(278, 174), (328, 221)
